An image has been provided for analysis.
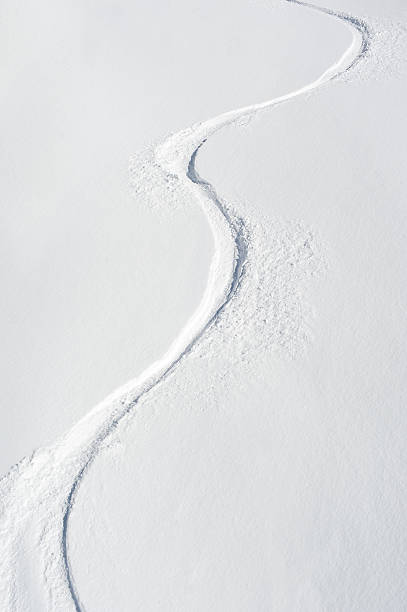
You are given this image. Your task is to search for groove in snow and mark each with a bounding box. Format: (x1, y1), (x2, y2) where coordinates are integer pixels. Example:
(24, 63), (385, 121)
(0, 2), (371, 610)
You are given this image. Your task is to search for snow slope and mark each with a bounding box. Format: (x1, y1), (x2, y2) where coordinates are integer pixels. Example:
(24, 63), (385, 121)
(2, 0), (407, 610)
(69, 2), (407, 612)
(0, 0), (350, 475)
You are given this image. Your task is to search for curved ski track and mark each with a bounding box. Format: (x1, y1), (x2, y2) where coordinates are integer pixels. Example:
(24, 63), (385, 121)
(1, 1), (373, 610)
(64, 1), (372, 609)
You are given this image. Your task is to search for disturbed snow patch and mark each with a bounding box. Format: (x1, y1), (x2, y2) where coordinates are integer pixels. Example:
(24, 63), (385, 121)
(366, 18), (407, 81)
(202, 212), (324, 362)
(130, 145), (324, 360)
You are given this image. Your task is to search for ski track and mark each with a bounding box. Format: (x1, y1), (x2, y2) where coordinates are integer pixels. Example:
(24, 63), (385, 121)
(0, 2), (372, 610)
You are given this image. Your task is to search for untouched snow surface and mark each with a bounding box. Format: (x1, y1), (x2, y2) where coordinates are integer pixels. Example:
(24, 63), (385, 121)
(2, 0), (407, 610)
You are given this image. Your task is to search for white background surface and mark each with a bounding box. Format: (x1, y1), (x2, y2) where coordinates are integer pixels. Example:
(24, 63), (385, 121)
(2, 0), (407, 610)
(1, 0), (350, 474)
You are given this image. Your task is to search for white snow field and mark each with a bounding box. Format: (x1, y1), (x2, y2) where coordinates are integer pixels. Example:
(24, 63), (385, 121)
(1, 0), (349, 474)
(1, 0), (407, 610)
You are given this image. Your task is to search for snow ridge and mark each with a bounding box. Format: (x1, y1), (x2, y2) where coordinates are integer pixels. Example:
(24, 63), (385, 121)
(0, 2), (371, 610)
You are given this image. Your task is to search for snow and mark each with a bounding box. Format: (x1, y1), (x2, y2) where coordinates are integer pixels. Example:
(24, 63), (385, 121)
(1, 0), (407, 610)
(0, 0), (350, 474)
